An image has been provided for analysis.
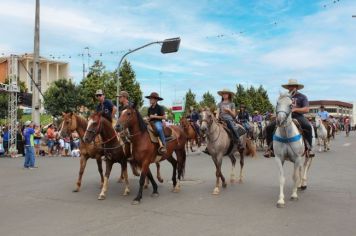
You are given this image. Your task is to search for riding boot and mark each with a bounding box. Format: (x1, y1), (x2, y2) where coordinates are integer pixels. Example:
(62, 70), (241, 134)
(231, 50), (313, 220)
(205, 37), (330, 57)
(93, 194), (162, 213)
(202, 147), (210, 155)
(263, 143), (275, 158)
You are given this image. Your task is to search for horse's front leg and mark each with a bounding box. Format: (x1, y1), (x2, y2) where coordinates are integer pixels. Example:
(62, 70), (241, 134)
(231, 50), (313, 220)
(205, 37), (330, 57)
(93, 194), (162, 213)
(96, 157), (104, 188)
(98, 160), (114, 200)
(291, 157), (302, 201)
(300, 157), (313, 190)
(156, 162), (163, 183)
(167, 156), (179, 192)
(132, 161), (150, 205)
(73, 155), (88, 192)
(121, 161), (130, 196)
(275, 156), (285, 208)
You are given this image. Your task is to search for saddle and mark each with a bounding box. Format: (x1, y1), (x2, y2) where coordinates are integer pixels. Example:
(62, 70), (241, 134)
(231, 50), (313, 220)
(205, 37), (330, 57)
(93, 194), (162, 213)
(146, 122), (176, 144)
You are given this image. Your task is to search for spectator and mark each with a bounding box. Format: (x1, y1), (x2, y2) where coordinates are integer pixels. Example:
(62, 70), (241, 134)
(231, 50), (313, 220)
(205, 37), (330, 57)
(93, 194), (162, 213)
(0, 135), (4, 157)
(2, 127), (9, 155)
(46, 124), (55, 156)
(34, 124), (42, 156)
(23, 121), (37, 169)
(9, 143), (18, 158)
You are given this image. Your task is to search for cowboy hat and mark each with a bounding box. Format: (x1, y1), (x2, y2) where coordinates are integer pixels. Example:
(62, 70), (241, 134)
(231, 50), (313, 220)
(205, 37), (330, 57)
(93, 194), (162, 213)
(24, 120), (32, 126)
(282, 79), (304, 90)
(145, 92), (163, 101)
(254, 110), (259, 114)
(217, 88), (234, 97)
(95, 89), (104, 95)
(320, 105), (325, 109)
(117, 91), (129, 98)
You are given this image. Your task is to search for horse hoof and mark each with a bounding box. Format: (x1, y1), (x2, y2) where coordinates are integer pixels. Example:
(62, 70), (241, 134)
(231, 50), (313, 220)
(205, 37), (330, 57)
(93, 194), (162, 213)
(212, 188), (220, 195)
(143, 185), (149, 189)
(300, 186), (307, 191)
(131, 200), (140, 205)
(172, 187), (180, 193)
(238, 179), (243, 184)
(222, 183), (227, 188)
(157, 177), (164, 183)
(122, 190), (130, 196)
(98, 195), (106, 200)
(230, 179), (236, 184)
(276, 203), (285, 208)
(290, 196), (299, 201)
(117, 179), (124, 183)
(151, 193), (159, 198)
(72, 189), (79, 193)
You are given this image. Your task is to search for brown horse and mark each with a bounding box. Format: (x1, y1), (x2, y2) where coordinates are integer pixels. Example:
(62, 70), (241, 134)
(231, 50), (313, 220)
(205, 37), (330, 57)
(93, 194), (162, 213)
(117, 106), (187, 205)
(180, 117), (201, 152)
(82, 112), (132, 199)
(59, 113), (105, 192)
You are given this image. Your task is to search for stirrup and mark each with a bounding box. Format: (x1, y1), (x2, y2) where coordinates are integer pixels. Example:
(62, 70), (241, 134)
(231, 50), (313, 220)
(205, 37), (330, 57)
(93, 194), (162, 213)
(158, 146), (167, 155)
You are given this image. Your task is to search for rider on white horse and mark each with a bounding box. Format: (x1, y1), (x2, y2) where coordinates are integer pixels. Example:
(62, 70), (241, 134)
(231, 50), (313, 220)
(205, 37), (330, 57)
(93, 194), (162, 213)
(264, 79), (315, 158)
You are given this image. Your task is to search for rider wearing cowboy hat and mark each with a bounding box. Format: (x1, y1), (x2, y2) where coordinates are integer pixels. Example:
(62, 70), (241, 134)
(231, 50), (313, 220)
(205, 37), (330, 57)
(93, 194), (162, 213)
(95, 89), (117, 122)
(264, 79), (315, 158)
(216, 89), (241, 146)
(318, 105), (329, 121)
(146, 92), (167, 154)
(237, 104), (250, 132)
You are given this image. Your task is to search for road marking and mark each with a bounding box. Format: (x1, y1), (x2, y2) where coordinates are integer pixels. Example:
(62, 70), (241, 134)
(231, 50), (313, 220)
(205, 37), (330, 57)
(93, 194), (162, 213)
(342, 143), (351, 147)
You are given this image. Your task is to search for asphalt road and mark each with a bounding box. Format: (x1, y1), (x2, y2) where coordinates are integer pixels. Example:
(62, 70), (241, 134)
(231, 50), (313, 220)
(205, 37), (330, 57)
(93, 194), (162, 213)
(0, 132), (355, 236)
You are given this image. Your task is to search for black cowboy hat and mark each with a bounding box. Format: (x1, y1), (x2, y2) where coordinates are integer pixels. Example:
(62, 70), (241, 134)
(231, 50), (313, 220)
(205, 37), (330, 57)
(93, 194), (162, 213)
(145, 92), (163, 101)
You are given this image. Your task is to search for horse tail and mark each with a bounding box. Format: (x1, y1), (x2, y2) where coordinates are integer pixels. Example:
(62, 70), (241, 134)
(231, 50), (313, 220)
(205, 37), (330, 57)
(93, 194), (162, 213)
(245, 138), (257, 158)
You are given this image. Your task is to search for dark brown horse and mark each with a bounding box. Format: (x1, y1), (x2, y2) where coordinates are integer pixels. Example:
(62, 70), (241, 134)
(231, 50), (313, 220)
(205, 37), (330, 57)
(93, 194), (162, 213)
(82, 112), (132, 199)
(117, 106), (187, 204)
(180, 117), (201, 152)
(59, 113), (105, 192)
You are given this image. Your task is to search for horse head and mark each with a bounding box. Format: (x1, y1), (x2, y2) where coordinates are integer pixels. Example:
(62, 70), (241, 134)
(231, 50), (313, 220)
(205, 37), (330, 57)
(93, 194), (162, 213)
(117, 105), (146, 133)
(275, 93), (293, 127)
(59, 112), (76, 137)
(200, 110), (214, 134)
(315, 115), (322, 128)
(83, 112), (102, 143)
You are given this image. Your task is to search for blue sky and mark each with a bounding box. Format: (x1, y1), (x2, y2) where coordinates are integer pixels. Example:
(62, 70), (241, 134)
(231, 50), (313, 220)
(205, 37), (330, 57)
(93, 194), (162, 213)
(1, 0), (356, 107)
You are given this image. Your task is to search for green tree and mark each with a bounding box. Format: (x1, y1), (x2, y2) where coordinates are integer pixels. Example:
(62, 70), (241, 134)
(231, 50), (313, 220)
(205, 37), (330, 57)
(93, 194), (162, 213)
(114, 60), (143, 108)
(183, 89), (198, 115)
(43, 78), (83, 117)
(199, 91), (216, 111)
(79, 60), (116, 110)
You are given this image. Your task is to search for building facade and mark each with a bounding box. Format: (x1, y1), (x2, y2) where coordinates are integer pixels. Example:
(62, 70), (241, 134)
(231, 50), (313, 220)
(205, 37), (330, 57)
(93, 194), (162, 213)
(0, 54), (69, 95)
(309, 100), (353, 120)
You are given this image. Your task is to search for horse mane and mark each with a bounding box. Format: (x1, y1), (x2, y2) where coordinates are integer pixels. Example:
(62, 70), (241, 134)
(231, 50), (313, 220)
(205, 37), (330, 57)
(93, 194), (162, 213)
(278, 92), (291, 100)
(134, 108), (147, 132)
(74, 114), (88, 127)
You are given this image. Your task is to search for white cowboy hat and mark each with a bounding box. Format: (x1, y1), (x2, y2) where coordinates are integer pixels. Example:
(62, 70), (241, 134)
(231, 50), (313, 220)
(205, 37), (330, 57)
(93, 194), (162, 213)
(24, 120), (32, 126)
(282, 79), (304, 90)
(217, 89), (235, 97)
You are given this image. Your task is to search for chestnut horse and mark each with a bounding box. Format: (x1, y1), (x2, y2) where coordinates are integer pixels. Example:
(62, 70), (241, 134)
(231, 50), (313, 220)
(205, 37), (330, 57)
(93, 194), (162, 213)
(117, 106), (187, 205)
(83, 112), (131, 199)
(59, 113), (105, 192)
(180, 117), (201, 152)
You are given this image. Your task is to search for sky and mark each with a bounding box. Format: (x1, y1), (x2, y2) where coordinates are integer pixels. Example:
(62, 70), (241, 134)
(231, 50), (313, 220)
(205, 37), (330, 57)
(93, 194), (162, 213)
(1, 0), (356, 107)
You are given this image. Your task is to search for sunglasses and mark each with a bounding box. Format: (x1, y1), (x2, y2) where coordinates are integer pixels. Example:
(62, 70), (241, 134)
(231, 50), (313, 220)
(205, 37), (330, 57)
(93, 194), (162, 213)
(96, 94), (103, 97)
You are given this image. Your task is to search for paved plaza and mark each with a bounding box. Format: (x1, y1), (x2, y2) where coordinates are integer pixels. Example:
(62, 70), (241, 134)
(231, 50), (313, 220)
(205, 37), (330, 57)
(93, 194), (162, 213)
(0, 133), (355, 236)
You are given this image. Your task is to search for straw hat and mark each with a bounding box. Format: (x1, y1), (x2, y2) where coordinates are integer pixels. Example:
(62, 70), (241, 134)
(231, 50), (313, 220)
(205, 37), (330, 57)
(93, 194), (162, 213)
(282, 79), (304, 90)
(217, 89), (234, 97)
(24, 120), (32, 126)
(145, 92), (163, 101)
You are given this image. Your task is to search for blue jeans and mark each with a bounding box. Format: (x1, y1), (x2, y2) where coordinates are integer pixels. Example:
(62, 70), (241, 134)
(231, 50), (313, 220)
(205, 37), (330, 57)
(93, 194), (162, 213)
(154, 121), (166, 146)
(24, 146), (35, 168)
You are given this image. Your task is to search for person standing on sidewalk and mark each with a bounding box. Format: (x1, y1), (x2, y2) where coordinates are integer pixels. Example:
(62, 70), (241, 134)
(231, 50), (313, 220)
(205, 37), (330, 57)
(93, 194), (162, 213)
(23, 121), (37, 169)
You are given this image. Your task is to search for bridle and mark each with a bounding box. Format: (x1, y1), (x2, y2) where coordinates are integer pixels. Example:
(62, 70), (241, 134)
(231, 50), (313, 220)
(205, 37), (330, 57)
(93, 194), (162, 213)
(276, 97), (293, 128)
(86, 114), (117, 145)
(201, 112), (221, 143)
(117, 109), (142, 139)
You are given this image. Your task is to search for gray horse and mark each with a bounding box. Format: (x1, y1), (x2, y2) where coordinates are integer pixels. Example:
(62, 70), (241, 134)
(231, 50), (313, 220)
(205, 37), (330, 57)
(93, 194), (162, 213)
(273, 93), (305, 208)
(200, 110), (249, 195)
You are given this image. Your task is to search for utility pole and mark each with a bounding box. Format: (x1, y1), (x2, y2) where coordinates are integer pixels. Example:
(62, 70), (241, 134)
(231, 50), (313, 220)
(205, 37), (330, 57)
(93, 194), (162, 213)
(32, 0), (40, 124)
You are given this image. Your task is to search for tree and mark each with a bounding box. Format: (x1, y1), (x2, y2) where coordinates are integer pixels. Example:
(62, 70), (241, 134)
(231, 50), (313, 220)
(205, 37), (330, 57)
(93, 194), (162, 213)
(200, 91), (216, 111)
(43, 78), (83, 117)
(114, 60), (143, 108)
(183, 89), (198, 115)
(234, 84), (273, 114)
(79, 60), (116, 110)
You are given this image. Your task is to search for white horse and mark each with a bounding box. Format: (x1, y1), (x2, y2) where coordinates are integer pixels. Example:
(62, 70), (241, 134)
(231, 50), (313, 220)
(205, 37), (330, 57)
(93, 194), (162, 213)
(315, 116), (330, 152)
(273, 93), (305, 208)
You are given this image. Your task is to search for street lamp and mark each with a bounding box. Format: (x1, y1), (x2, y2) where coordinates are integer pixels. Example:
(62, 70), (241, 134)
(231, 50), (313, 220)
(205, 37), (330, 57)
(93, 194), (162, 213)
(116, 37), (181, 117)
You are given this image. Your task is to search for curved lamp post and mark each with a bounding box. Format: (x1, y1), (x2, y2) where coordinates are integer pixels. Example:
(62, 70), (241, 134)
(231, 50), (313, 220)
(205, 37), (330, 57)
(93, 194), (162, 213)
(116, 37), (181, 117)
